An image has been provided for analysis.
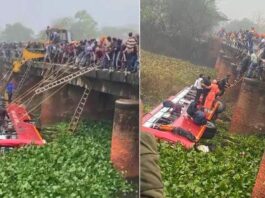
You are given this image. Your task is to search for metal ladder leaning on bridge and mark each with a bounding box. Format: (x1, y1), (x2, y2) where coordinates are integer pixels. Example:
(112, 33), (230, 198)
(34, 65), (98, 95)
(31, 64), (97, 133)
(68, 88), (91, 133)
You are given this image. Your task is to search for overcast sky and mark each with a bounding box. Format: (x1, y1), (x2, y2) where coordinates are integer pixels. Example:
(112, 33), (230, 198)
(217, 0), (265, 21)
(0, 0), (139, 33)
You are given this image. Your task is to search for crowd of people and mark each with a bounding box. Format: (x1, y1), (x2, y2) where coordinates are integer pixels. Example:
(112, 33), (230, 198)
(44, 28), (139, 72)
(186, 74), (230, 125)
(0, 28), (139, 73)
(0, 43), (24, 63)
(218, 27), (265, 81)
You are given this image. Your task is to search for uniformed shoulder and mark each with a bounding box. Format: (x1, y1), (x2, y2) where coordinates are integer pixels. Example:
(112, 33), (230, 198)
(141, 132), (158, 155)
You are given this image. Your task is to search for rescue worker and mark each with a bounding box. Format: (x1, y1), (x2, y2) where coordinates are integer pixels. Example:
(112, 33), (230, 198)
(187, 100), (198, 118)
(202, 76), (211, 105)
(194, 74), (204, 103)
(217, 74), (231, 96)
(140, 99), (164, 197)
(141, 132), (164, 198)
(204, 80), (220, 112)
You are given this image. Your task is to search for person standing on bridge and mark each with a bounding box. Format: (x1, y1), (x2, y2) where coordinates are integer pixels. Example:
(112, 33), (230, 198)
(194, 74), (204, 103)
(236, 53), (250, 79)
(246, 50), (258, 78)
(125, 32), (137, 71)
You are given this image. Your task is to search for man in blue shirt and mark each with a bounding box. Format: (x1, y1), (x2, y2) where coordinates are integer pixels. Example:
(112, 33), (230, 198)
(6, 82), (15, 103)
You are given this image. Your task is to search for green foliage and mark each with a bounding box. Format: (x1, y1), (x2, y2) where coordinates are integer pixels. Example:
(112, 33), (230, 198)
(0, 23), (34, 42)
(51, 10), (98, 40)
(141, 50), (216, 108)
(71, 10), (98, 39)
(141, 0), (226, 40)
(0, 121), (133, 197)
(158, 123), (265, 197)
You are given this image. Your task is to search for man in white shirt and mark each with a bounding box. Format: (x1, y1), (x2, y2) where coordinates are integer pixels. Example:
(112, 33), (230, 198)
(194, 74), (204, 103)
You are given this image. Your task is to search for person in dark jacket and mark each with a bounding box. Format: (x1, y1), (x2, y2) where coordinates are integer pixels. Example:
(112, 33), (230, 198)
(187, 101), (198, 118)
(217, 74), (231, 96)
(0, 107), (8, 126)
(202, 76), (211, 105)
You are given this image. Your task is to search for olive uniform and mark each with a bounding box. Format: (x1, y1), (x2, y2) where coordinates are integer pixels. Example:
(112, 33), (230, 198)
(140, 132), (164, 198)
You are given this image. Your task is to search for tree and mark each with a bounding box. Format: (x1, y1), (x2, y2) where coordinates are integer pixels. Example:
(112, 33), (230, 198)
(42, 10), (98, 40)
(143, 0), (226, 39)
(70, 10), (98, 40)
(141, 0), (227, 62)
(52, 17), (74, 30)
(0, 23), (34, 42)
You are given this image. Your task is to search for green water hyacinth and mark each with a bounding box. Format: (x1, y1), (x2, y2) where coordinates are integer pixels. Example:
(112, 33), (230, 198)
(158, 123), (265, 198)
(0, 122), (133, 197)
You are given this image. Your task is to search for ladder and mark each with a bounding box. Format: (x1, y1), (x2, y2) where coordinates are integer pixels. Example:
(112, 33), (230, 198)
(68, 88), (91, 133)
(35, 65), (97, 95)
(13, 63), (32, 98)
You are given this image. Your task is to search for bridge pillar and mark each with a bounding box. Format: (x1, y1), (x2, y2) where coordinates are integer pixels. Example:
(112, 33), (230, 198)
(216, 55), (236, 80)
(252, 153), (265, 198)
(111, 99), (139, 179)
(230, 78), (265, 134)
(40, 88), (68, 125)
(40, 85), (116, 126)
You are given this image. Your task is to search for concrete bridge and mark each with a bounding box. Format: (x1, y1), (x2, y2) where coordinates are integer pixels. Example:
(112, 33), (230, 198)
(215, 40), (265, 198)
(216, 41), (265, 135)
(28, 61), (139, 99)
(10, 61), (139, 125)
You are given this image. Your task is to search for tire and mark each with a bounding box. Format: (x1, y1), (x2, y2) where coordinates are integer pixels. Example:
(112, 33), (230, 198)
(215, 100), (226, 114)
(202, 121), (217, 139)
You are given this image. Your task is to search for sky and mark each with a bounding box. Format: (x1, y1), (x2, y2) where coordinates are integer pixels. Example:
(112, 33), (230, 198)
(0, 0), (139, 33)
(217, 0), (265, 21)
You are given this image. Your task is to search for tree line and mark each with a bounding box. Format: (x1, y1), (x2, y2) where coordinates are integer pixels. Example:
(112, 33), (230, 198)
(141, 0), (226, 66)
(0, 10), (138, 42)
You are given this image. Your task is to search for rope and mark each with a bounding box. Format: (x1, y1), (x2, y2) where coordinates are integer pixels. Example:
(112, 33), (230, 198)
(12, 63), (56, 102)
(13, 61), (74, 103)
(22, 83), (67, 118)
(227, 77), (244, 89)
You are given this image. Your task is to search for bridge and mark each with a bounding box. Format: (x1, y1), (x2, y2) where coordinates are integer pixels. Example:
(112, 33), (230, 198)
(21, 61), (139, 98)
(3, 61), (139, 126)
